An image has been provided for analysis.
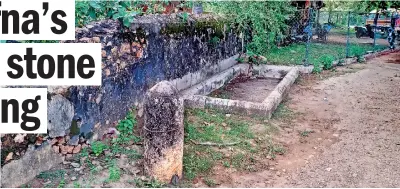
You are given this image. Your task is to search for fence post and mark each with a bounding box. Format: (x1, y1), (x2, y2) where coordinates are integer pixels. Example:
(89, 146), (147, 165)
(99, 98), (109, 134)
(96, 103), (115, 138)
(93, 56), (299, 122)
(304, 8), (313, 67)
(345, 11), (351, 60)
(143, 81), (184, 184)
(373, 16), (377, 52)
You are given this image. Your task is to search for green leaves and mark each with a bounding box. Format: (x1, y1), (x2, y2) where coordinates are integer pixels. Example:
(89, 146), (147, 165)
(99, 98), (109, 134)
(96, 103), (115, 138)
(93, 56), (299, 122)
(206, 1), (295, 55)
(91, 141), (108, 156)
(75, 1), (142, 28)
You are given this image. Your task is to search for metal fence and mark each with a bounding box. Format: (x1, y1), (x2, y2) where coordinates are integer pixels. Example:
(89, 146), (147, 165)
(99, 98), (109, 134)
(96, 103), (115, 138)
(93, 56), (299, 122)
(270, 8), (398, 69)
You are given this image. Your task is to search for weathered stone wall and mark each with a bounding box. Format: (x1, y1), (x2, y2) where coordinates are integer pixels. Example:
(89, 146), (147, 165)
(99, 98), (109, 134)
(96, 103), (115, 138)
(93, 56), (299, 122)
(1, 14), (242, 187)
(64, 14), (242, 137)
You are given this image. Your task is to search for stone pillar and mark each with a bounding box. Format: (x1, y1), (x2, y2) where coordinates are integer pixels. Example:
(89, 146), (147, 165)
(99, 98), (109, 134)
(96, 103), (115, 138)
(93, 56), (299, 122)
(143, 81), (184, 184)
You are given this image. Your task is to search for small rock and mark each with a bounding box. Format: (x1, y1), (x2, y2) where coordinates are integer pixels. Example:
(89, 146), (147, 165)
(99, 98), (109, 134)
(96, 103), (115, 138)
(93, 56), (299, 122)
(71, 176), (77, 181)
(332, 134), (339, 137)
(127, 167), (141, 175)
(14, 134), (26, 143)
(43, 181), (52, 185)
(63, 161), (71, 165)
(325, 167), (332, 172)
(352, 173), (357, 177)
(92, 37), (101, 43)
(48, 95), (75, 138)
(71, 162), (80, 168)
(74, 167), (82, 172)
(66, 154), (73, 159)
(53, 146), (60, 153)
(66, 146), (75, 153)
(50, 138), (58, 145)
(58, 137), (66, 145)
(96, 165), (103, 171)
(276, 171), (281, 176)
(60, 146), (68, 155)
(68, 135), (79, 146)
(225, 114), (231, 117)
(282, 169), (286, 172)
(269, 167), (275, 170)
(82, 144), (88, 149)
(73, 145), (82, 154)
(65, 136), (70, 142)
(5, 152), (13, 162)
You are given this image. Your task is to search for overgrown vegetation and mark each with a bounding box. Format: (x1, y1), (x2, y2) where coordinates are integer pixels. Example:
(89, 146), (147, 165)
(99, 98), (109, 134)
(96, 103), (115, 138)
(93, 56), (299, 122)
(205, 1), (296, 55)
(263, 42), (386, 70)
(33, 109), (142, 188)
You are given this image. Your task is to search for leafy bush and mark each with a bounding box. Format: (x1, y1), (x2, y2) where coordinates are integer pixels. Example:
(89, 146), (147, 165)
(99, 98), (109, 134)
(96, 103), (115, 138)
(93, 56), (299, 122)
(113, 110), (140, 145)
(318, 54), (335, 70)
(204, 1), (296, 55)
(91, 141), (108, 156)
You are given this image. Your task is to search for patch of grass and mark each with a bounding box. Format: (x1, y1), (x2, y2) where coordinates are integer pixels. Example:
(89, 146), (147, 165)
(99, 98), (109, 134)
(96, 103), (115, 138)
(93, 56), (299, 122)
(264, 137), (286, 160)
(183, 146), (214, 180)
(223, 161), (230, 168)
(91, 141), (108, 157)
(299, 130), (314, 137)
(183, 108), (281, 182)
(57, 178), (66, 188)
(73, 182), (81, 188)
(108, 160), (121, 182)
(204, 178), (216, 187)
(263, 42), (386, 66)
(69, 109), (142, 187)
(20, 184), (32, 188)
(37, 170), (66, 180)
(231, 153), (245, 168)
(133, 177), (165, 188)
(184, 109), (254, 144)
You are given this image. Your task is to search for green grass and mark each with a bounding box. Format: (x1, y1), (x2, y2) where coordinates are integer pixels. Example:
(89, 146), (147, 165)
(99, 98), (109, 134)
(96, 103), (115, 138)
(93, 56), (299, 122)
(204, 178), (216, 187)
(183, 108), (283, 181)
(36, 169), (66, 188)
(184, 109), (254, 144)
(263, 42), (386, 66)
(299, 130), (314, 137)
(37, 170), (66, 180)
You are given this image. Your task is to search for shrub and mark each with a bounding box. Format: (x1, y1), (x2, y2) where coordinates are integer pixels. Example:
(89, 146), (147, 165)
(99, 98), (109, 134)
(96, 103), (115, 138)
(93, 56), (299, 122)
(319, 55), (335, 70)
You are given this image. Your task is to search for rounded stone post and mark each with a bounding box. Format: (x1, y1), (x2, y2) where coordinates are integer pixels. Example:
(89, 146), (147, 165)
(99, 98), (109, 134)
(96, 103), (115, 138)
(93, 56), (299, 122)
(143, 81), (184, 184)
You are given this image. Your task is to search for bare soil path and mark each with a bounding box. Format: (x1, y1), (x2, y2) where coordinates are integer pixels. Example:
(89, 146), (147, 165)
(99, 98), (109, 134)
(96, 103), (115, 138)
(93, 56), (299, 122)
(222, 52), (400, 188)
(277, 52), (400, 187)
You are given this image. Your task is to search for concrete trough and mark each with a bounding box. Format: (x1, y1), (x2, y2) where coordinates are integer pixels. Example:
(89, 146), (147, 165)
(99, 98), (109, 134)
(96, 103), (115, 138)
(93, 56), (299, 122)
(181, 64), (300, 118)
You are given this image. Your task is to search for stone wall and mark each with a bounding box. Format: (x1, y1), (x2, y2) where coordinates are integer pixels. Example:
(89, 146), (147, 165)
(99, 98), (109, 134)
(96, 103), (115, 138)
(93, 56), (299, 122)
(1, 14), (242, 187)
(64, 14), (242, 137)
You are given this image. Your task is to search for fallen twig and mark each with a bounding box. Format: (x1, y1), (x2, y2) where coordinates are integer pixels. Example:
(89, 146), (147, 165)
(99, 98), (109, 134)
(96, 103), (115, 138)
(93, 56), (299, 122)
(190, 139), (241, 147)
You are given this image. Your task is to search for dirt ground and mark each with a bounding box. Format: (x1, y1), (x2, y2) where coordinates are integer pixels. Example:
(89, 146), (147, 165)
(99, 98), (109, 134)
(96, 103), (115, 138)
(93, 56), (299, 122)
(221, 51), (400, 187)
(209, 74), (281, 102)
(16, 51), (400, 188)
(314, 33), (390, 46)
